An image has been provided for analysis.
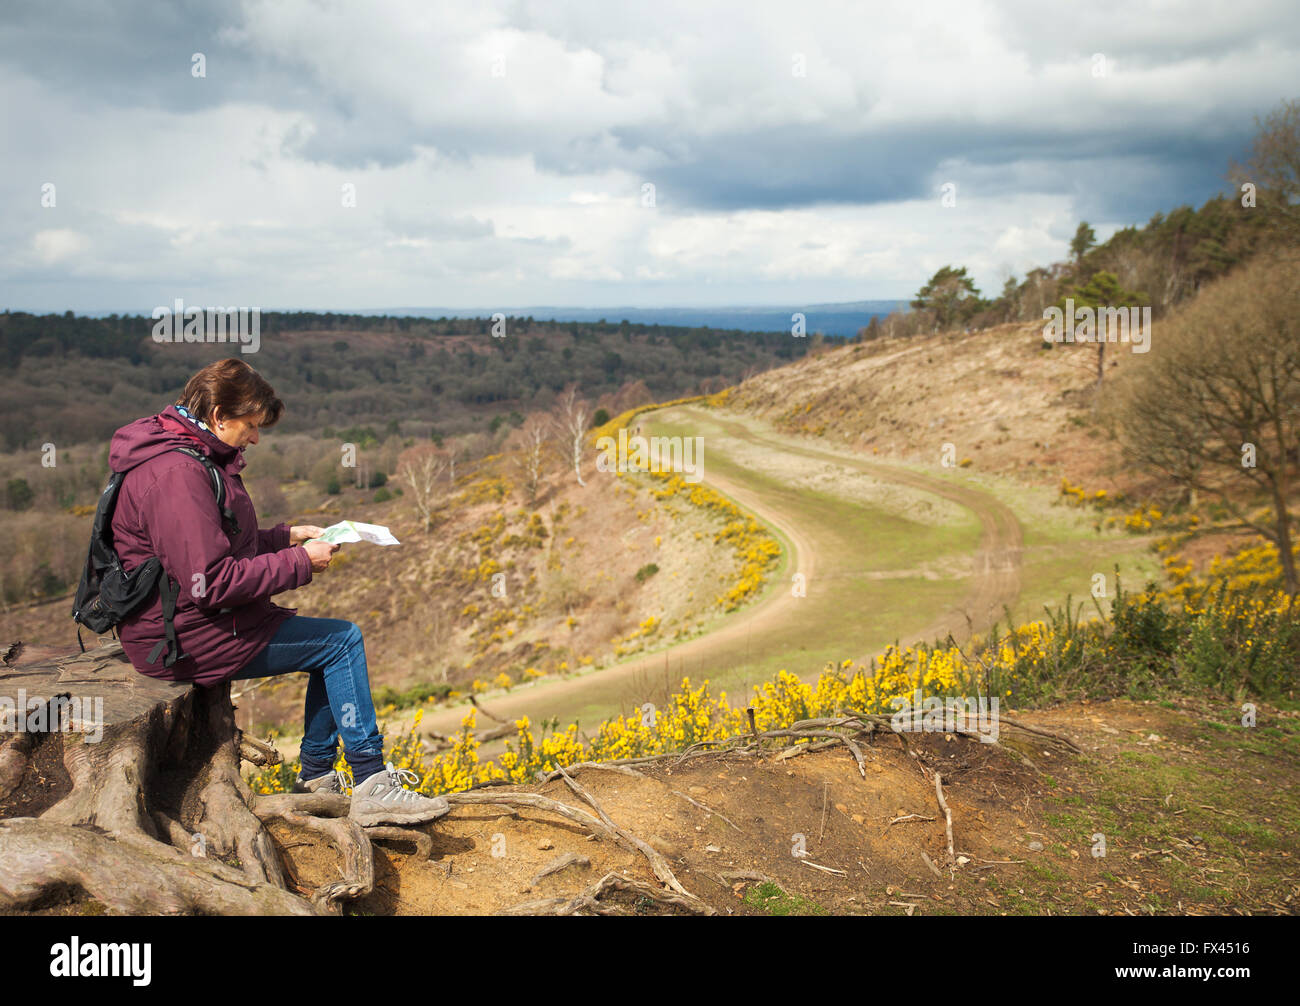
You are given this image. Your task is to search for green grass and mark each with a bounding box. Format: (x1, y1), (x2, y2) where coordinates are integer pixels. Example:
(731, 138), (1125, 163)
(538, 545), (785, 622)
(1027, 704), (1300, 912)
(640, 407), (1163, 692)
(484, 403), (1180, 734)
(742, 881), (828, 916)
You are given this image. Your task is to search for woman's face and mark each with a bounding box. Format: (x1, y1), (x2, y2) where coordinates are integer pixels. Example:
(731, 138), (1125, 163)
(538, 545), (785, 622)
(210, 408), (263, 450)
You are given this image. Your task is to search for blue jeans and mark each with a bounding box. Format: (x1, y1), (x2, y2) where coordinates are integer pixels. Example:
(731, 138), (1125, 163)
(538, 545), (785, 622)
(230, 616), (384, 767)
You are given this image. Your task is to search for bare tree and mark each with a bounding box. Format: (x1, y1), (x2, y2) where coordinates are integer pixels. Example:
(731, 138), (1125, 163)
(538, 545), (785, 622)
(510, 414), (551, 504)
(1229, 98), (1300, 246)
(553, 385), (589, 486)
(396, 443), (447, 532)
(1113, 251), (1300, 593)
(441, 435), (459, 490)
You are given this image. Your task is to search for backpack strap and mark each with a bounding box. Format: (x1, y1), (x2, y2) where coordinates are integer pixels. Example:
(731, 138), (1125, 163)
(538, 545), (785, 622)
(147, 573), (186, 667)
(172, 446), (241, 535)
(144, 447), (240, 667)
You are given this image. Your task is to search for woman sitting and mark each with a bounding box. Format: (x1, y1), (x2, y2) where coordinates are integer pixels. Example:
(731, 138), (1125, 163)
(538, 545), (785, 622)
(108, 357), (446, 825)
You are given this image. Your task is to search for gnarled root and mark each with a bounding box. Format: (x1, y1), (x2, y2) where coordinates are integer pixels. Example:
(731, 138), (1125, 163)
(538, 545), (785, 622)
(496, 870), (713, 916)
(0, 818), (319, 915)
(251, 796), (375, 912)
(0, 643), (370, 915)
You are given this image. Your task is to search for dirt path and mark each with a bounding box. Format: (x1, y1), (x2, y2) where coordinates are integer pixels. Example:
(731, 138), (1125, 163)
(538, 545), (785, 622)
(415, 406), (1023, 741)
(416, 436), (818, 739)
(679, 408), (1023, 665)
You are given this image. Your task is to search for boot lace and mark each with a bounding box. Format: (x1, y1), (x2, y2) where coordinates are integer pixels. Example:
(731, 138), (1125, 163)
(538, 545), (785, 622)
(382, 762), (423, 801)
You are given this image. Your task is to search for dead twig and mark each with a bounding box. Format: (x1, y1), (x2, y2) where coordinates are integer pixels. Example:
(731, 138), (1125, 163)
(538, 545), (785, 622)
(535, 762), (647, 783)
(800, 860), (848, 877)
(496, 870), (711, 916)
(774, 738), (840, 761)
(554, 764), (711, 912)
(525, 852), (591, 890)
(719, 869), (779, 889)
(762, 729), (867, 777)
(933, 771), (954, 864)
(889, 813), (936, 825)
(670, 790), (743, 832)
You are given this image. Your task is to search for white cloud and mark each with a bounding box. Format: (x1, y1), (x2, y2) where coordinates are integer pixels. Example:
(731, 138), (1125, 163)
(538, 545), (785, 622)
(32, 229), (89, 264)
(0, 0), (1296, 310)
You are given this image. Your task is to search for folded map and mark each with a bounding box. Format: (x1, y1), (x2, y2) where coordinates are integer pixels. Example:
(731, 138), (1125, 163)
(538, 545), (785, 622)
(312, 520), (401, 546)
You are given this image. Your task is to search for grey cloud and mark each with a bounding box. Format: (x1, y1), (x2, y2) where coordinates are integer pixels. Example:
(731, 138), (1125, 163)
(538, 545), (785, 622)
(379, 207), (496, 240)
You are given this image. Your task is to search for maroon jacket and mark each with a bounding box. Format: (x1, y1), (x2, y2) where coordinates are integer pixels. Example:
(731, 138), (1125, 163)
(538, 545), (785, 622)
(108, 404), (313, 686)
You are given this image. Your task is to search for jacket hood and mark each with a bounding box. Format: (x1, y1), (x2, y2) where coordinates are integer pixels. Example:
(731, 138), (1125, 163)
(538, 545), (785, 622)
(109, 404), (244, 475)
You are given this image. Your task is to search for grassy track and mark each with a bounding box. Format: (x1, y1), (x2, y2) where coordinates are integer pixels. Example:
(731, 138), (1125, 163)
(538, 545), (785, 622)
(409, 405), (1158, 744)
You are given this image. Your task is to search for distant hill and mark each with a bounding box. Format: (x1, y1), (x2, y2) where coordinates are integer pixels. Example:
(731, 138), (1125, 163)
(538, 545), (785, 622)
(343, 301), (908, 339)
(0, 312), (812, 450)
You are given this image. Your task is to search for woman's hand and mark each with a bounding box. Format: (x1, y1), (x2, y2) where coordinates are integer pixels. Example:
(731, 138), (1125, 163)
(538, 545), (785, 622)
(303, 540), (339, 572)
(289, 525), (327, 545)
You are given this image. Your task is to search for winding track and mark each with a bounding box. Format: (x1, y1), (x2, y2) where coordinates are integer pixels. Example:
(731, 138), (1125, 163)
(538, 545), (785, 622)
(681, 408), (1024, 664)
(419, 406), (1024, 738)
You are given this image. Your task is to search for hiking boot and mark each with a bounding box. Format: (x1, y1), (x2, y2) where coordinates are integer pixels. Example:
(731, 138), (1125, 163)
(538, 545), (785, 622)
(349, 762), (451, 826)
(292, 768), (352, 795)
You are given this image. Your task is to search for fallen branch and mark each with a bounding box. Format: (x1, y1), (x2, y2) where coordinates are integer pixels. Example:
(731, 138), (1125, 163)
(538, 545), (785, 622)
(554, 764), (707, 909)
(526, 852), (591, 890)
(469, 695), (510, 725)
(442, 789), (609, 836)
(535, 762), (647, 783)
(933, 771), (954, 863)
(670, 790), (743, 832)
(800, 860), (847, 877)
(496, 870), (712, 916)
(775, 738), (840, 762)
(761, 729), (867, 777)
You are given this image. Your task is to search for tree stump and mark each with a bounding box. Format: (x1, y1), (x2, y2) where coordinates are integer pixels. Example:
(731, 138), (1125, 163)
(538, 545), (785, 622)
(0, 639), (388, 915)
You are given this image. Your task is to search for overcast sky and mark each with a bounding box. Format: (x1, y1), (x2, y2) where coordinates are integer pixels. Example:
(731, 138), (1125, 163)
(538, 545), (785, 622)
(2, 0), (1297, 314)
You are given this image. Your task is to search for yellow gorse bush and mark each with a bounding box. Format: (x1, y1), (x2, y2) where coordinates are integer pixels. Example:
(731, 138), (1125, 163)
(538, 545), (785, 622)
(247, 636), (1022, 797)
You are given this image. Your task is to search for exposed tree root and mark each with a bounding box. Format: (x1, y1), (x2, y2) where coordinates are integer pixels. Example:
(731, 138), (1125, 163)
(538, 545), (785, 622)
(495, 870), (714, 916)
(366, 826), (434, 859)
(0, 643), (354, 914)
(526, 852), (591, 889)
(0, 818), (316, 915)
(0, 731), (33, 802)
(2, 639), (1083, 916)
(554, 764), (709, 910)
(534, 761), (647, 782)
(250, 800), (373, 912)
(444, 773), (715, 915)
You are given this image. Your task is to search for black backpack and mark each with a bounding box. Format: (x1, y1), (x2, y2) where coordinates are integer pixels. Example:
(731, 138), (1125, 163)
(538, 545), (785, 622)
(71, 446), (242, 667)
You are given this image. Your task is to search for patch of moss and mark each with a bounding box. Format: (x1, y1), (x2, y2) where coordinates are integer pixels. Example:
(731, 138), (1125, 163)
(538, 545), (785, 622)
(743, 881), (828, 916)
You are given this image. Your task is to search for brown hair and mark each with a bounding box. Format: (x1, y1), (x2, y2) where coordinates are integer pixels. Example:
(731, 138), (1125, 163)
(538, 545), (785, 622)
(176, 358), (284, 429)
